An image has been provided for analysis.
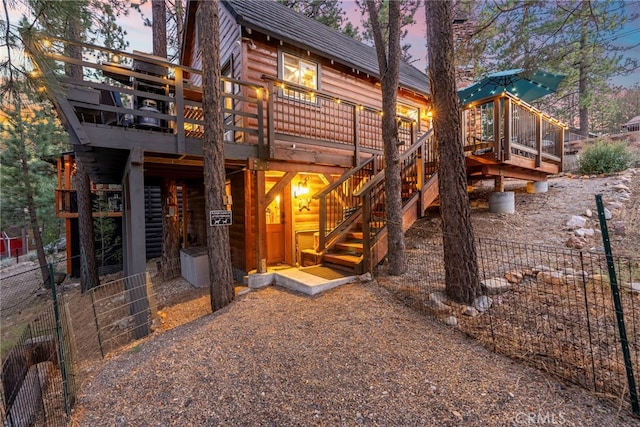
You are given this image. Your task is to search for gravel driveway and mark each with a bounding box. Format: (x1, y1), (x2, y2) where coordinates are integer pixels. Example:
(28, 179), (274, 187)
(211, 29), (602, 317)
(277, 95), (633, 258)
(73, 282), (637, 426)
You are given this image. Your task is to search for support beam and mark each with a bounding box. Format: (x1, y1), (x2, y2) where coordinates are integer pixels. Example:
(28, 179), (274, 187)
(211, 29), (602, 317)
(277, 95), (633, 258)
(256, 170), (267, 273)
(121, 147), (150, 338)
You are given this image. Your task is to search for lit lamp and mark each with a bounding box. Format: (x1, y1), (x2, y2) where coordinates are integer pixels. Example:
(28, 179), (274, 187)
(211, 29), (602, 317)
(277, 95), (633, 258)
(294, 177), (311, 211)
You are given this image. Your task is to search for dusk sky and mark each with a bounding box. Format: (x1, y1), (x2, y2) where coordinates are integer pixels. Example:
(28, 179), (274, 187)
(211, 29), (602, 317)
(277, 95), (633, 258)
(4, 0), (639, 87)
(117, 0), (639, 87)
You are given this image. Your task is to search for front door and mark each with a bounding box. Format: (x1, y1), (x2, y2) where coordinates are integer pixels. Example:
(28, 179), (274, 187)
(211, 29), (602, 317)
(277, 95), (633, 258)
(266, 195), (285, 265)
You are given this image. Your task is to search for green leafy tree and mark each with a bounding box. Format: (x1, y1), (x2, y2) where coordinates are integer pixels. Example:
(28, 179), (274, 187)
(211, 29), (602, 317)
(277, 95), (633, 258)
(0, 83), (67, 285)
(278, 0), (359, 38)
(467, 0), (639, 136)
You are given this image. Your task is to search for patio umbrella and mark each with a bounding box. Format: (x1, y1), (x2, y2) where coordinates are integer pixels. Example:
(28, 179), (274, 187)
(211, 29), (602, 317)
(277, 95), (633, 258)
(458, 69), (565, 105)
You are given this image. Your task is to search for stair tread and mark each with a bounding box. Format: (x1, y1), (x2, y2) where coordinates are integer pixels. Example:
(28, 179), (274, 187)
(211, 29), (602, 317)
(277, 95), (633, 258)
(324, 253), (363, 265)
(335, 242), (363, 249)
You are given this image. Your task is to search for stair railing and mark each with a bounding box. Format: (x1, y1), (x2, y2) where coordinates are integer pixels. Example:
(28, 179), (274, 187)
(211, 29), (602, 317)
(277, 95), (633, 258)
(313, 155), (380, 252)
(354, 129), (435, 272)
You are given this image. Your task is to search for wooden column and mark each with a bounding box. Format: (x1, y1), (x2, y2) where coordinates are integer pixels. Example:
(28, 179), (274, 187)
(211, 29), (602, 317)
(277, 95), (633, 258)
(122, 147), (147, 276)
(494, 174), (505, 192)
(255, 170), (267, 273)
(122, 147), (150, 338)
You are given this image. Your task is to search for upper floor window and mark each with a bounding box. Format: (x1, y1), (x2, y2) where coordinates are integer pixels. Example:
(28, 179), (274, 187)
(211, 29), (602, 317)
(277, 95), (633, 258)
(280, 52), (319, 103)
(282, 52), (318, 90)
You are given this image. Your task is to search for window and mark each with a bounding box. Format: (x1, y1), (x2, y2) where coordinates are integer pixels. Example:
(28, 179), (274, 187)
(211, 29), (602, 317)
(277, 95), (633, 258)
(281, 52), (318, 102)
(396, 103), (419, 122)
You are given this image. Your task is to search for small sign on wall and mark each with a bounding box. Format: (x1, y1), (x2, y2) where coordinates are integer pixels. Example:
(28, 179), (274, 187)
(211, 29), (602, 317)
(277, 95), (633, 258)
(210, 210), (232, 226)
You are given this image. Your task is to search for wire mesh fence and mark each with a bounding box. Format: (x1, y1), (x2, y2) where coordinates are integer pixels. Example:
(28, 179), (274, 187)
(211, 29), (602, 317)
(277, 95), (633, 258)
(379, 236), (640, 413)
(0, 260), (76, 427)
(0, 255), (163, 426)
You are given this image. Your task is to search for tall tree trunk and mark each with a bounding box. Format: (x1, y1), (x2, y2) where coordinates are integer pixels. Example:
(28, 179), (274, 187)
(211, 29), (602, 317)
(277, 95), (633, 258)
(152, 0), (167, 58)
(68, 14), (100, 292)
(76, 161), (100, 291)
(426, 0), (480, 304)
(15, 99), (49, 287)
(152, 0), (180, 276)
(366, 0), (406, 275)
(578, 15), (589, 137)
(161, 178), (180, 279)
(200, 0), (234, 311)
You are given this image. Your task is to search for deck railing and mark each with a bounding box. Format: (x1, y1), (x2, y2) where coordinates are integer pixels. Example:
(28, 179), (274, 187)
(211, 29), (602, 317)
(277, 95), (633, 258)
(461, 92), (565, 168)
(263, 76), (417, 158)
(26, 37), (265, 155)
(55, 189), (122, 216)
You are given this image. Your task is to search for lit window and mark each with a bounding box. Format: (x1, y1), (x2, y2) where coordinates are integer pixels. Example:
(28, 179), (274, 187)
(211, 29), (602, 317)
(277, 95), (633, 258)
(281, 52), (318, 102)
(396, 103), (419, 121)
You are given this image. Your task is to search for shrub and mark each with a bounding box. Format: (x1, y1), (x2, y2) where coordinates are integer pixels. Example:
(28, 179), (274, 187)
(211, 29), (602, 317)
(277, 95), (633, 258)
(578, 141), (633, 174)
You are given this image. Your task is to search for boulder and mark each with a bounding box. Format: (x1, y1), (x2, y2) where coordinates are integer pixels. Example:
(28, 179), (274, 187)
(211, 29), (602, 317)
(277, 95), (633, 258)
(473, 295), (492, 312)
(444, 316), (458, 326)
(566, 215), (587, 230)
(537, 271), (566, 285)
(481, 277), (512, 295)
(504, 271), (524, 284)
(565, 236), (585, 249)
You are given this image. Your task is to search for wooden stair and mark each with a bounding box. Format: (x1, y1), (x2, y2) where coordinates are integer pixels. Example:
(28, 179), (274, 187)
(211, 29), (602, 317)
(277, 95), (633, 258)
(322, 226), (365, 274)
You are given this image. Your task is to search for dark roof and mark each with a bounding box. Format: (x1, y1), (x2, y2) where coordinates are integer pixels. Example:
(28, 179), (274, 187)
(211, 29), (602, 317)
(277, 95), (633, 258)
(221, 0), (429, 95)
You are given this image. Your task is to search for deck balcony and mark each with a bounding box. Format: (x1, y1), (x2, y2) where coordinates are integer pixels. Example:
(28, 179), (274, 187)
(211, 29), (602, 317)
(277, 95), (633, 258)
(461, 92), (565, 180)
(29, 38), (422, 184)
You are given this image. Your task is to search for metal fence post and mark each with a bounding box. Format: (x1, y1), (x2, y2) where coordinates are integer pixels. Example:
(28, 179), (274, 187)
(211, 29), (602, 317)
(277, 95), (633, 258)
(595, 194), (639, 415)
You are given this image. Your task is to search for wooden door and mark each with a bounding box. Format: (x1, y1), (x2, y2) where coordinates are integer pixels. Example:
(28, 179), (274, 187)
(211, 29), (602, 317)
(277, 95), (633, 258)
(266, 195), (285, 265)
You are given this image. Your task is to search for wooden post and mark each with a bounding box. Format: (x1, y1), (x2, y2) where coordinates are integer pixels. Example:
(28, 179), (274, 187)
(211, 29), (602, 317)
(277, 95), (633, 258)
(175, 67), (185, 153)
(266, 81), (275, 159)
(256, 170), (267, 272)
(502, 97), (511, 161)
(362, 192), (371, 273)
(494, 174), (505, 192)
(182, 182), (189, 248)
(353, 104), (360, 166)
(535, 113), (542, 168)
(122, 147), (149, 338)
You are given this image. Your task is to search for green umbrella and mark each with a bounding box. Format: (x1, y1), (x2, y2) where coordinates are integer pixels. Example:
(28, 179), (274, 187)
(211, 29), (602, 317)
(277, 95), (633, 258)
(458, 69), (565, 105)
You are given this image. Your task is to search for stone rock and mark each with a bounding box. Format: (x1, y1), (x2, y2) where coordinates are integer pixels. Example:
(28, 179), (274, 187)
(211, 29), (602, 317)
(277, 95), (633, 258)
(624, 282), (640, 293)
(607, 201), (623, 211)
(565, 236), (585, 249)
(473, 295), (492, 312)
(359, 272), (373, 282)
(504, 271), (524, 284)
(566, 215), (587, 230)
(585, 208), (592, 218)
(537, 271), (566, 285)
(604, 208), (612, 220)
(481, 277), (512, 294)
(532, 265), (554, 274)
(613, 183), (631, 192)
(574, 228), (595, 238)
(462, 306), (479, 317)
(426, 292), (450, 313)
(444, 316), (458, 326)
(429, 291), (448, 304)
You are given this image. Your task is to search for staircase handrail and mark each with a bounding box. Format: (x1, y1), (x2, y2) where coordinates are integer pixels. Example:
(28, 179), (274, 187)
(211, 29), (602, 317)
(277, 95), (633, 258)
(312, 156), (377, 200)
(354, 128), (434, 197)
